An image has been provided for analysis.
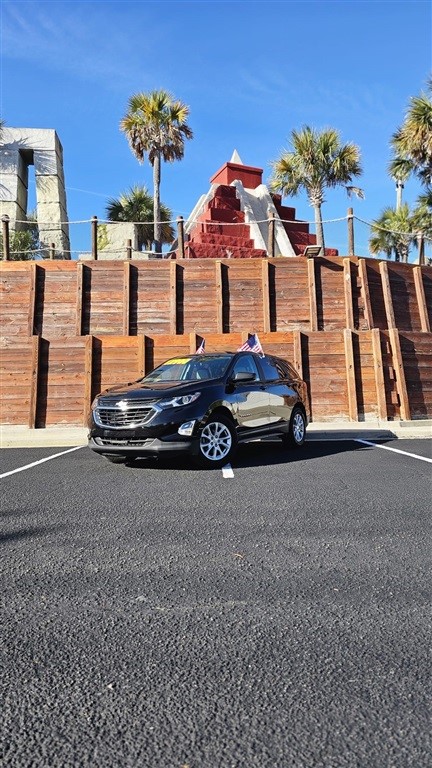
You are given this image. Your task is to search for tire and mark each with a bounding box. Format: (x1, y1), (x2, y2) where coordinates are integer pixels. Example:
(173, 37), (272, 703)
(282, 408), (306, 449)
(194, 414), (237, 469)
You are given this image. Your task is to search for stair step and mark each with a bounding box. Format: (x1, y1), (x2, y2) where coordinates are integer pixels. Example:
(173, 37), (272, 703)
(185, 243), (267, 259)
(198, 208), (245, 223)
(192, 232), (255, 248)
(208, 197), (241, 212)
(214, 184), (237, 198)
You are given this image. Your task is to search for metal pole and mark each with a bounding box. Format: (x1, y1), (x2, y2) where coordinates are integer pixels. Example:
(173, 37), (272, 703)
(177, 216), (185, 259)
(267, 210), (275, 258)
(347, 207), (355, 257)
(49, 242), (56, 260)
(2, 215), (10, 261)
(91, 216), (98, 261)
(126, 239), (132, 260)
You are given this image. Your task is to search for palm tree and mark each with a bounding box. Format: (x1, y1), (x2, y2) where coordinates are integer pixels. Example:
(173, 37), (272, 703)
(270, 126), (363, 255)
(106, 185), (174, 252)
(369, 204), (417, 263)
(120, 90), (192, 255)
(389, 78), (432, 187)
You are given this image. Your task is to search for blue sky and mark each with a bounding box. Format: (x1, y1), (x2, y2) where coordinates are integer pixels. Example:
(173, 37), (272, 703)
(1, 0), (431, 259)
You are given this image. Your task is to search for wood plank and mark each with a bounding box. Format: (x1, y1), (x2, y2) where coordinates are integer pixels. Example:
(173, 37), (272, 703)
(371, 329), (388, 420)
(344, 329), (358, 421)
(83, 335), (93, 426)
(379, 261), (396, 329)
(215, 260), (223, 334)
(261, 259), (270, 333)
(359, 259), (374, 330)
(75, 262), (84, 335)
(343, 258), (354, 330)
(27, 262), (37, 336)
(413, 267), (431, 333)
(292, 330), (303, 379)
(28, 335), (40, 428)
(123, 261), (130, 335)
(307, 258), (318, 332)
(170, 261), (177, 334)
(389, 328), (411, 420)
(137, 335), (145, 378)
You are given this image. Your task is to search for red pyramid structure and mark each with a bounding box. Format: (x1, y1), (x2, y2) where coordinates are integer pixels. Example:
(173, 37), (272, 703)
(180, 151), (338, 259)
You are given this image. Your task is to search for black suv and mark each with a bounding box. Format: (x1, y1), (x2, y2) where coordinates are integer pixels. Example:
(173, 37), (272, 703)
(88, 351), (309, 468)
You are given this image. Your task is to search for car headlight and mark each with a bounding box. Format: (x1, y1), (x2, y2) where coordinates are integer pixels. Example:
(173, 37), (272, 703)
(157, 392), (201, 409)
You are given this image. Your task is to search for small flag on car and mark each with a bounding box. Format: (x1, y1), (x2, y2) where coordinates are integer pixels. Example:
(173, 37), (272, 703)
(196, 338), (205, 354)
(237, 333), (264, 356)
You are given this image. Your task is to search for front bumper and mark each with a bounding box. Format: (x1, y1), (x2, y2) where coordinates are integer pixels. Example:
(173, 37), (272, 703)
(89, 434), (196, 457)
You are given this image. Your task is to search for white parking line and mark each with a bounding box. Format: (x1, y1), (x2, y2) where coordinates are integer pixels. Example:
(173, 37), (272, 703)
(222, 463), (234, 478)
(0, 445), (85, 479)
(355, 439), (432, 464)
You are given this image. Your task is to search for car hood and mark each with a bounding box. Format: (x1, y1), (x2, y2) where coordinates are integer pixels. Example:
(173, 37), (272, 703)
(97, 379), (213, 402)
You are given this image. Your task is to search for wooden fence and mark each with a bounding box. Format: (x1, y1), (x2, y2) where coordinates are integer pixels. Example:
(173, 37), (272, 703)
(1, 256), (431, 427)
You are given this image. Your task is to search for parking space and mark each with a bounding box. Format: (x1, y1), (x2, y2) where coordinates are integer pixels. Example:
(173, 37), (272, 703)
(1, 438), (431, 766)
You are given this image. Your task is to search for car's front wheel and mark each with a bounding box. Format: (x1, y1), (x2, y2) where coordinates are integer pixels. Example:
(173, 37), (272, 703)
(194, 415), (237, 468)
(282, 408), (306, 449)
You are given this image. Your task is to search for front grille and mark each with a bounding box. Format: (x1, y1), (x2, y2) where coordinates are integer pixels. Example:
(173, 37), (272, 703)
(94, 437), (153, 447)
(94, 402), (156, 428)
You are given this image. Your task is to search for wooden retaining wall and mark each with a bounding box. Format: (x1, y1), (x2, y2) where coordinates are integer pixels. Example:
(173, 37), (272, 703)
(1, 257), (431, 427)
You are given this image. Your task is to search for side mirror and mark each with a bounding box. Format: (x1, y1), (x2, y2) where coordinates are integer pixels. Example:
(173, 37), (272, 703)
(231, 371), (256, 383)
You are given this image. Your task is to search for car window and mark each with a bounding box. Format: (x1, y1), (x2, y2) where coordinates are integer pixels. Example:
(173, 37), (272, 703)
(259, 356), (281, 382)
(274, 359), (296, 380)
(143, 355), (231, 383)
(232, 354), (261, 380)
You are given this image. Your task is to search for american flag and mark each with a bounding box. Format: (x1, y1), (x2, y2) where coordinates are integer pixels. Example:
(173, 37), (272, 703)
(237, 333), (264, 356)
(196, 338), (205, 354)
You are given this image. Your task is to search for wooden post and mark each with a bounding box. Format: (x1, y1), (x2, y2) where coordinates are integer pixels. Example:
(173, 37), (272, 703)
(417, 232), (425, 266)
(137, 335), (146, 377)
(215, 260), (223, 333)
(344, 329), (358, 421)
(126, 238), (132, 260)
(2, 215), (10, 260)
(169, 261), (177, 333)
(343, 258), (354, 330)
(123, 261), (130, 335)
(83, 335), (93, 426)
(371, 329), (388, 420)
(28, 335), (40, 428)
(347, 207), (355, 257)
(413, 267), (430, 332)
(358, 258), (373, 330)
(49, 243), (55, 260)
(267, 210), (275, 258)
(307, 257), (318, 331)
(189, 331), (197, 353)
(91, 216), (98, 261)
(177, 216), (185, 259)
(388, 328), (411, 421)
(27, 262), (38, 336)
(261, 259), (270, 332)
(293, 330), (303, 379)
(379, 261), (396, 329)
(76, 262), (84, 335)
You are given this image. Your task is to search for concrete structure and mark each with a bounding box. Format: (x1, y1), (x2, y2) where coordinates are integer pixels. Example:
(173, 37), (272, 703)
(0, 127), (70, 257)
(182, 151), (338, 259)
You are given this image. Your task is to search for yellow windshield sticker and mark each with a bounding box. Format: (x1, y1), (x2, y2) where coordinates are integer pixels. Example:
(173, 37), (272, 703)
(166, 357), (191, 365)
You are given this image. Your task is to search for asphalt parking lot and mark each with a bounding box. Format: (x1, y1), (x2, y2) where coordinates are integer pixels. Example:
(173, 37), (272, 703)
(1, 438), (431, 767)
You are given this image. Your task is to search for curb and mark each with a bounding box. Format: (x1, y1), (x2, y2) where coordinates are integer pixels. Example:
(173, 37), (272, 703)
(1, 421), (430, 449)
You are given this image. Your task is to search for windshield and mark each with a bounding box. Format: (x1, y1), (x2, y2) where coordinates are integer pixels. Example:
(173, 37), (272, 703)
(143, 355), (232, 383)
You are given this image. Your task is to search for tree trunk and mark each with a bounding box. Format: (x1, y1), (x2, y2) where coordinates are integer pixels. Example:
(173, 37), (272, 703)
(153, 153), (162, 256)
(313, 203), (325, 255)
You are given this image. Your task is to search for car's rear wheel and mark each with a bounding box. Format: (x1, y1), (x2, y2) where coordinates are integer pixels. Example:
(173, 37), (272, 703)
(282, 408), (306, 449)
(194, 415), (237, 468)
